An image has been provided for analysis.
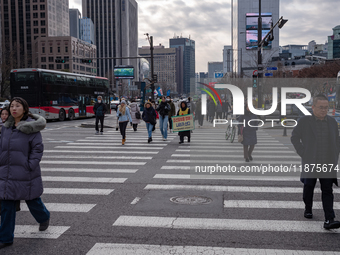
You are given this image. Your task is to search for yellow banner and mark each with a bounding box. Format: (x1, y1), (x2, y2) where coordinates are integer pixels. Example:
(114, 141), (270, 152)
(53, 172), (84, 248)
(172, 114), (195, 132)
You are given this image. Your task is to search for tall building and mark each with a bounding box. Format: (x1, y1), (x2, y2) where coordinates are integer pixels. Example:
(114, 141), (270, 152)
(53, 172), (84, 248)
(139, 44), (182, 93)
(232, 0), (280, 77)
(82, 0), (138, 82)
(208, 62), (223, 78)
(328, 25), (340, 59)
(69, 9), (81, 39)
(169, 36), (195, 95)
(223, 46), (233, 74)
(80, 18), (95, 45)
(0, 0), (69, 68)
(34, 36), (97, 76)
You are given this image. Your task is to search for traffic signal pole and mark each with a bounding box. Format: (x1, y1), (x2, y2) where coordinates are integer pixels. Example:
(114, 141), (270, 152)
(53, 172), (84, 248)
(150, 36), (155, 100)
(257, 0), (263, 109)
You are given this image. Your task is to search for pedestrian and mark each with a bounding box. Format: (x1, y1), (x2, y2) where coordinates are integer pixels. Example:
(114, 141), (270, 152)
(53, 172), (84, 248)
(177, 101), (191, 144)
(195, 98), (204, 127)
(142, 101), (156, 143)
(130, 99), (141, 131)
(116, 100), (132, 145)
(167, 96), (176, 133)
(0, 97), (50, 249)
(216, 101), (223, 119)
(93, 96), (107, 135)
(0, 107), (10, 128)
(156, 96), (171, 141)
(291, 94), (340, 230)
(151, 100), (158, 132)
(208, 99), (216, 123)
(238, 104), (258, 162)
(222, 99), (231, 119)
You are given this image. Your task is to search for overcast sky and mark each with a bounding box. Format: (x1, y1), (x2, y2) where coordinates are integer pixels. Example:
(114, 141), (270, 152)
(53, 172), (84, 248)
(69, 0), (339, 72)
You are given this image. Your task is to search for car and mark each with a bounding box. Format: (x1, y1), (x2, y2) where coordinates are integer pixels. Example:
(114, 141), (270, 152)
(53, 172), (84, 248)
(110, 100), (120, 110)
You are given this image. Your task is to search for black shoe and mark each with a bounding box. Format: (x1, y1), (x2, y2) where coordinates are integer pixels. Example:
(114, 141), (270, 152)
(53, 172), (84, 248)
(150, 137), (152, 141)
(39, 219), (50, 231)
(148, 138), (151, 143)
(249, 156), (253, 161)
(179, 141), (183, 144)
(0, 242), (13, 249)
(304, 210), (313, 219)
(188, 138), (190, 143)
(324, 219), (340, 230)
(245, 158), (249, 162)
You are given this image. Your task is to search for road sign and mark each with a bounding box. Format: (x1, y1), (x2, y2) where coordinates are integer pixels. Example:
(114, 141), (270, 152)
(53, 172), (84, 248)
(267, 67), (278, 71)
(214, 72), (224, 79)
(265, 73), (273, 77)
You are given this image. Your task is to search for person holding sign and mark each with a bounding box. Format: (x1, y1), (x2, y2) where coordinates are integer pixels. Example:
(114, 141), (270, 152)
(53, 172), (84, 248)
(177, 101), (191, 144)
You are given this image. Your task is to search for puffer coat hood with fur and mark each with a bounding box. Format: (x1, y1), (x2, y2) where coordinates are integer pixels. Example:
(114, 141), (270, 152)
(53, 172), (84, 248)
(0, 114), (46, 200)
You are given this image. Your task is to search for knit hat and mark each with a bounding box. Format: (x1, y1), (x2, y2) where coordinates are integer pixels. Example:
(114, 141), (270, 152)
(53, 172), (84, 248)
(121, 100), (126, 104)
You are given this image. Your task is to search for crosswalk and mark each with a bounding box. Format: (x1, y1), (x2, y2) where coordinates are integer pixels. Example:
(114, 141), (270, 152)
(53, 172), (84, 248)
(87, 128), (340, 254)
(16, 126), (176, 241)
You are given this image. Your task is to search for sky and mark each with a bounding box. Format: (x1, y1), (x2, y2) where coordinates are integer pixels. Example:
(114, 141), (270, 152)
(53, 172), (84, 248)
(69, 0), (339, 73)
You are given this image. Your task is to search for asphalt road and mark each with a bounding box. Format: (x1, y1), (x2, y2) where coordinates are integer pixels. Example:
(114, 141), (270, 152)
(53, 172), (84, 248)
(4, 114), (340, 255)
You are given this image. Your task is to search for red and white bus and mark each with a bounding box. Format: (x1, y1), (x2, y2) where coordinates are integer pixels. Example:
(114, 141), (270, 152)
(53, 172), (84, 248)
(10, 69), (110, 120)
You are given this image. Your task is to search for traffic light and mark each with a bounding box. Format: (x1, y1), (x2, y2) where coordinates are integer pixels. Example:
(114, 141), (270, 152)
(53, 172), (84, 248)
(55, 59), (65, 63)
(253, 75), (258, 89)
(81, 59), (92, 63)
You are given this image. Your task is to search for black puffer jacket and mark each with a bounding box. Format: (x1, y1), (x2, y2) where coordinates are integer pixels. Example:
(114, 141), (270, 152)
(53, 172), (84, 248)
(156, 102), (170, 118)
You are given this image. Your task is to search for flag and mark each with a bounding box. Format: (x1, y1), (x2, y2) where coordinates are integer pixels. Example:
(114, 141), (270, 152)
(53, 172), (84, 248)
(156, 87), (163, 96)
(154, 90), (157, 95)
(166, 90), (171, 96)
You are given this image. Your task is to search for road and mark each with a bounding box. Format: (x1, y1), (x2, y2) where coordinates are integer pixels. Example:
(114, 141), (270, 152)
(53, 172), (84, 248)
(4, 114), (340, 254)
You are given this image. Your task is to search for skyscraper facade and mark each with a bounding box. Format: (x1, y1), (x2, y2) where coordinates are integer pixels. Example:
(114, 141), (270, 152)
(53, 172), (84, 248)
(80, 18), (95, 45)
(0, 0), (69, 68)
(232, 0), (280, 77)
(69, 9), (81, 39)
(169, 36), (195, 95)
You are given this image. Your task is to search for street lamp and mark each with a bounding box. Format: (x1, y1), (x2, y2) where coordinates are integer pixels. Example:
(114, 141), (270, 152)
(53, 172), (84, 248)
(257, 0), (288, 108)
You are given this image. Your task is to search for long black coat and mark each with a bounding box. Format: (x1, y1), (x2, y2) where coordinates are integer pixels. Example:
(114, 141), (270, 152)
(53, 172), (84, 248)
(291, 115), (340, 185)
(238, 113), (258, 146)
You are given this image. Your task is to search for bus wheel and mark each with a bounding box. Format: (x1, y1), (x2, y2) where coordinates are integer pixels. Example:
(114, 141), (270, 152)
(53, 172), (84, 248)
(68, 108), (75, 120)
(59, 109), (66, 121)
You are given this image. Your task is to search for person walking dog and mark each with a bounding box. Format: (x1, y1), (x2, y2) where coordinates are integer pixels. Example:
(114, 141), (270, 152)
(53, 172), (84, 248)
(291, 94), (340, 230)
(116, 100), (132, 145)
(0, 97), (50, 249)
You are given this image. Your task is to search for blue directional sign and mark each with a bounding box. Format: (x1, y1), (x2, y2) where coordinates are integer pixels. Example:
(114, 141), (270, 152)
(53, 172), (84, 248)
(267, 67), (278, 71)
(214, 72), (224, 78)
(265, 73), (273, 77)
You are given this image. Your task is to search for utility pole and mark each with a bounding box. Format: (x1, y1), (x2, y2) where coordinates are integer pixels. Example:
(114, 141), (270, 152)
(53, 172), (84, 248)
(257, 0), (263, 108)
(145, 33), (155, 100)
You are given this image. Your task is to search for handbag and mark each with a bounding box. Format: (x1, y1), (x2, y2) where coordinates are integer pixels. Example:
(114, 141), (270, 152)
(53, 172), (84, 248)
(135, 112), (141, 119)
(238, 126), (243, 143)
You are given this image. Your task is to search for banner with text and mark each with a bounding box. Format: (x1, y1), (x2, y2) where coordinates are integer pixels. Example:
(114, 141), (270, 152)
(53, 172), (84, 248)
(172, 114), (195, 132)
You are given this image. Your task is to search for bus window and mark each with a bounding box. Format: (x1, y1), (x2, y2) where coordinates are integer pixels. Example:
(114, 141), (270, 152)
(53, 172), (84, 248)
(77, 76), (86, 86)
(66, 75), (77, 86)
(55, 74), (65, 85)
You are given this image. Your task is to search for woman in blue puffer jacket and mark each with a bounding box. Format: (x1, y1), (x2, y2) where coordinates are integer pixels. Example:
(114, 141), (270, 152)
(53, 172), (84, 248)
(0, 97), (50, 249)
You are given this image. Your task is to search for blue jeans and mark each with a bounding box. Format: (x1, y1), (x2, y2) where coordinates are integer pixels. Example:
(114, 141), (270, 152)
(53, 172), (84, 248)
(0, 198), (50, 243)
(146, 123), (153, 138)
(159, 115), (168, 139)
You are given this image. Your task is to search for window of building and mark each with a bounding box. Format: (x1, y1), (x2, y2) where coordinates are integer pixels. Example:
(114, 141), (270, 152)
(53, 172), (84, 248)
(42, 47), (45, 53)
(41, 20), (45, 26)
(41, 28), (46, 34)
(65, 46), (68, 53)
(33, 28), (39, 34)
(56, 64), (62, 69)
(27, 28), (31, 35)
(49, 64), (54, 69)
(33, 13), (38, 18)
(64, 64), (69, 69)
(33, 0), (37, 2)
(40, 5), (45, 10)
(50, 47), (53, 53)
(40, 0), (45, 2)
(48, 57), (54, 62)
(40, 12), (45, 18)
(41, 57), (46, 62)
(57, 47), (60, 53)
(33, 20), (38, 26)
(33, 5), (38, 10)
(41, 64), (47, 69)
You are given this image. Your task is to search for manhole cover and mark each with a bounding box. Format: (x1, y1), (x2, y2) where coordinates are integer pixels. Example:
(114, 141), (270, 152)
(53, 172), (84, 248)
(170, 196), (212, 205)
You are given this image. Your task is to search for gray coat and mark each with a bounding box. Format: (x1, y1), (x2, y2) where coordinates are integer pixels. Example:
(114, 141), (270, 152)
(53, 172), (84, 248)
(239, 113), (258, 146)
(130, 103), (141, 124)
(0, 114), (46, 200)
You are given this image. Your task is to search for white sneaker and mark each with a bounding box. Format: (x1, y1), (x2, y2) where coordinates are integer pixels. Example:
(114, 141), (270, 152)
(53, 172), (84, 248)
(95, 131), (99, 135)
(163, 138), (167, 141)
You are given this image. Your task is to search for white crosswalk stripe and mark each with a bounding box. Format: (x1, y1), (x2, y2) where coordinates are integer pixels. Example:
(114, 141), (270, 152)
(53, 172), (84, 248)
(86, 243), (340, 255)
(20, 203), (96, 212)
(14, 225), (70, 239)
